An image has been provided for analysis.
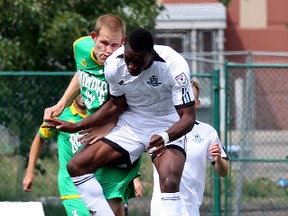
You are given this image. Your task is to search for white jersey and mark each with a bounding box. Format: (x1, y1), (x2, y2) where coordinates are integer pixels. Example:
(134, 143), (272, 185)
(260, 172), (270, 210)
(104, 45), (194, 116)
(151, 121), (229, 216)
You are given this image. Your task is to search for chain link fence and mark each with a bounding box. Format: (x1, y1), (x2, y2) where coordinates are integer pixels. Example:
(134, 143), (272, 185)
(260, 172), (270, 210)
(184, 51), (288, 216)
(224, 61), (288, 216)
(0, 70), (215, 216)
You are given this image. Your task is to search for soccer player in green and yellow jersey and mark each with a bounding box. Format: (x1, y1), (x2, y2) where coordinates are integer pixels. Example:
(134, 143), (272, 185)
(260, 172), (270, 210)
(42, 14), (142, 215)
(23, 95), (91, 216)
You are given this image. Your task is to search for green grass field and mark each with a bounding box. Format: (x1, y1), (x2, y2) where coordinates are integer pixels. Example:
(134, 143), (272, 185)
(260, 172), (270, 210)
(0, 153), (287, 216)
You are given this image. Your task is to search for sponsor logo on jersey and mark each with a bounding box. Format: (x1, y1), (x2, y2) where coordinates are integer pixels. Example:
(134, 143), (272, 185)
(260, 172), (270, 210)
(146, 75), (162, 87)
(69, 133), (83, 154)
(80, 58), (87, 67)
(118, 80), (126, 85)
(175, 72), (188, 87)
(78, 70), (108, 91)
(192, 133), (204, 143)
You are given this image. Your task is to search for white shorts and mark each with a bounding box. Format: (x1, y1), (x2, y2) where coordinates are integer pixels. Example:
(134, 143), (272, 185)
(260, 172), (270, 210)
(104, 110), (187, 164)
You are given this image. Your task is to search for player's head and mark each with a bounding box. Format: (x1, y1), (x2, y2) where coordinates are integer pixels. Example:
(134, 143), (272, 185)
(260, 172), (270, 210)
(90, 14), (126, 64)
(124, 28), (154, 76)
(74, 94), (86, 114)
(191, 80), (201, 109)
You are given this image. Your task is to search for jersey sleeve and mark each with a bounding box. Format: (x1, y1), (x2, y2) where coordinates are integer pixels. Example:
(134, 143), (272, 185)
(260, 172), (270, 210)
(38, 122), (57, 140)
(73, 37), (83, 70)
(167, 49), (194, 107)
(72, 36), (92, 70)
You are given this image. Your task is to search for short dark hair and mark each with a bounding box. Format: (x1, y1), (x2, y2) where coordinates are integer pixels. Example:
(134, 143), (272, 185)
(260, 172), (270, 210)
(125, 28), (154, 52)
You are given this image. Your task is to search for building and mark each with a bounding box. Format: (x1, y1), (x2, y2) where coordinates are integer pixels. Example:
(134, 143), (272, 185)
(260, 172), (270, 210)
(157, 0), (288, 52)
(155, 0), (226, 54)
(156, 0), (288, 130)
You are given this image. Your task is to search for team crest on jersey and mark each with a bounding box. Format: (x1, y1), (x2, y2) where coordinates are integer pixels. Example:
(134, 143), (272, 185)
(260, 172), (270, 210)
(175, 72), (188, 87)
(146, 75), (162, 87)
(192, 133), (204, 143)
(80, 58), (87, 67)
(118, 80), (126, 85)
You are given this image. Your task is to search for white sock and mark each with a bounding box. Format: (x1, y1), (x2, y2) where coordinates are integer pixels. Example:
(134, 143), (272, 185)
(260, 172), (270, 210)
(72, 173), (115, 216)
(160, 192), (188, 216)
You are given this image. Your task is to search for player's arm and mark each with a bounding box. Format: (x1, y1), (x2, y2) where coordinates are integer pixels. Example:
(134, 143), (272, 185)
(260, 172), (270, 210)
(78, 119), (117, 145)
(23, 133), (45, 192)
(148, 105), (195, 153)
(133, 177), (143, 197)
(43, 95), (128, 133)
(209, 143), (229, 177)
(167, 105), (195, 141)
(76, 96), (127, 129)
(44, 72), (80, 119)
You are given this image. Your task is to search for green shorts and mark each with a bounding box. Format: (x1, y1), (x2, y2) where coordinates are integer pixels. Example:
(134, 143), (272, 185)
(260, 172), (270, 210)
(96, 157), (142, 204)
(62, 197), (90, 216)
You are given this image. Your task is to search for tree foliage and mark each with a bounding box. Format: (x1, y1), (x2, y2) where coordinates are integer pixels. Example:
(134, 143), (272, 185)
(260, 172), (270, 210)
(219, 0), (231, 7)
(0, 0), (163, 157)
(0, 0), (164, 71)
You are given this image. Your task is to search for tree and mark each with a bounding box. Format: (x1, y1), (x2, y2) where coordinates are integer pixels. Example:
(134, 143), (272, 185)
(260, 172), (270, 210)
(219, 0), (231, 7)
(0, 0), (163, 71)
(0, 0), (163, 157)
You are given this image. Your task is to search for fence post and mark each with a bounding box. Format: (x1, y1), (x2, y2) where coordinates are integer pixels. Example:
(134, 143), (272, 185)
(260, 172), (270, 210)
(224, 60), (229, 216)
(213, 67), (221, 216)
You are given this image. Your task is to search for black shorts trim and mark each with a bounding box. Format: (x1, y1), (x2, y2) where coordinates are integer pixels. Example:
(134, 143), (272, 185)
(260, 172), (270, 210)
(151, 144), (186, 161)
(100, 137), (131, 166)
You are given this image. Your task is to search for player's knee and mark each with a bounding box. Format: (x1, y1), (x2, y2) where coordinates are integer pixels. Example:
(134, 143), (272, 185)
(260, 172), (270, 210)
(160, 176), (180, 193)
(66, 159), (78, 177)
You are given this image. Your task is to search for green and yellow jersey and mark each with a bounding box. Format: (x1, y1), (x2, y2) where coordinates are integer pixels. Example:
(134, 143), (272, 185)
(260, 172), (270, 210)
(73, 36), (109, 115)
(39, 103), (87, 199)
(72, 36), (141, 204)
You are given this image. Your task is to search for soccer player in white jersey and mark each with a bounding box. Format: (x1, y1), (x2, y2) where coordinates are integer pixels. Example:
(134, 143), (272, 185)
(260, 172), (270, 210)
(44, 28), (196, 216)
(151, 80), (229, 216)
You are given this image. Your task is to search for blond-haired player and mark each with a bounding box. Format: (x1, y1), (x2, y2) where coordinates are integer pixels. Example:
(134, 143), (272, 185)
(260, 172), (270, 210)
(151, 80), (229, 216)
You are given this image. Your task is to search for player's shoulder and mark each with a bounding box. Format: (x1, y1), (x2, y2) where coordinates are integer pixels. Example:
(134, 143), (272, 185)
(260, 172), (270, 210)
(73, 36), (93, 50)
(193, 120), (217, 133)
(154, 44), (173, 52)
(153, 45), (187, 70)
(105, 47), (125, 67)
(154, 45), (182, 58)
(57, 106), (73, 121)
(110, 46), (124, 59)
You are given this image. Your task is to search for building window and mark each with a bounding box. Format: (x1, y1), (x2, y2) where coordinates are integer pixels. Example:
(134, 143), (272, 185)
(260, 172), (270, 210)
(240, 0), (267, 29)
(196, 30), (214, 53)
(155, 32), (189, 53)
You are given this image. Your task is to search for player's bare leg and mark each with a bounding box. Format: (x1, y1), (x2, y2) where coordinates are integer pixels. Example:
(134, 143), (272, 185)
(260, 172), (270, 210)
(67, 140), (125, 216)
(153, 148), (188, 216)
(108, 198), (123, 216)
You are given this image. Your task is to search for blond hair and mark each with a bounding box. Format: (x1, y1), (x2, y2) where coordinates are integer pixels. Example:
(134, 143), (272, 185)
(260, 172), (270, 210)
(95, 14), (126, 36)
(191, 80), (200, 100)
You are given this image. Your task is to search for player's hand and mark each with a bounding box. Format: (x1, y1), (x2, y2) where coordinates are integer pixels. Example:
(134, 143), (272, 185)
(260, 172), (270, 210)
(78, 128), (101, 145)
(209, 143), (222, 161)
(78, 120), (116, 145)
(44, 103), (65, 119)
(147, 134), (165, 156)
(23, 173), (34, 192)
(42, 119), (79, 133)
(133, 178), (143, 197)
